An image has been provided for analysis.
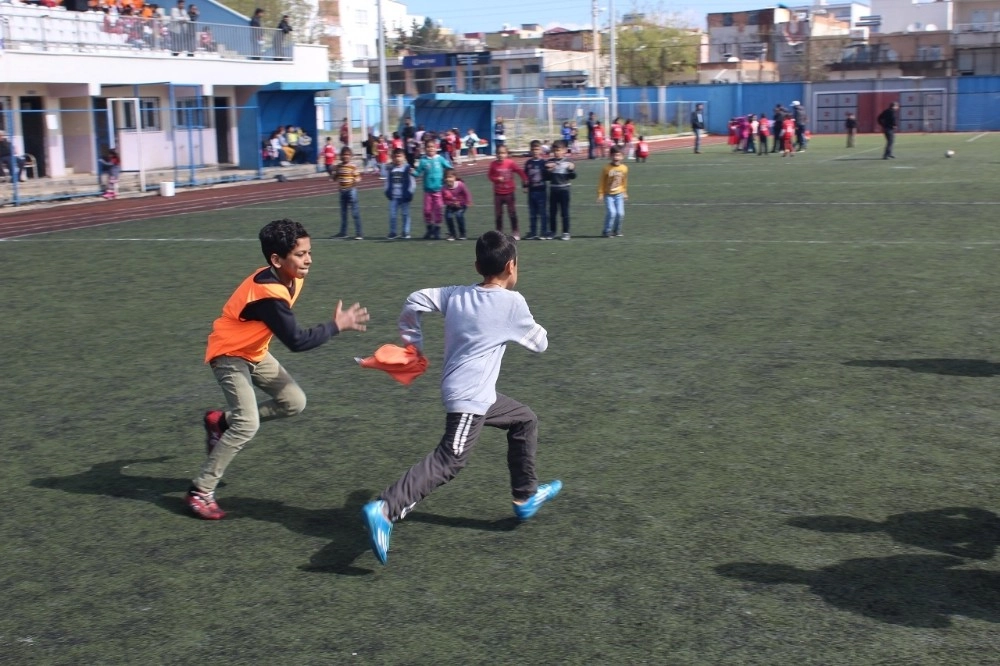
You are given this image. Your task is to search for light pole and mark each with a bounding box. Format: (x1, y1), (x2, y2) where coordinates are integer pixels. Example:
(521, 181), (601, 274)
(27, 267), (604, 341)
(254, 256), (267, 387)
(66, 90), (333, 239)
(609, 0), (617, 118)
(376, 0), (389, 136)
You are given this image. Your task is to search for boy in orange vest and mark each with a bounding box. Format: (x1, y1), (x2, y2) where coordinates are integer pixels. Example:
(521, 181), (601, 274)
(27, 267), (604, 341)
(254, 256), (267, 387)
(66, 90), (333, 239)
(189, 219), (370, 519)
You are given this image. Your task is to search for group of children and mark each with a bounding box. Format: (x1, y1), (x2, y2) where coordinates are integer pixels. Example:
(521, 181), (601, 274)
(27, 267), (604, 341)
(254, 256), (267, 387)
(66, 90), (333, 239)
(323, 135), (634, 242)
(727, 113), (803, 157)
(192, 218), (562, 567)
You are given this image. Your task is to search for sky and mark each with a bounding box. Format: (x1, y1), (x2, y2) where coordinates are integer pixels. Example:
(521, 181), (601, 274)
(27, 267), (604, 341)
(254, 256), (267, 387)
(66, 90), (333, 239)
(398, 0), (781, 33)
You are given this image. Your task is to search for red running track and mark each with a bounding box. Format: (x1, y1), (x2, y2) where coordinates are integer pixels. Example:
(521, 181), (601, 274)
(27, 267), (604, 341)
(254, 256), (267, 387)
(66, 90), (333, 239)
(0, 136), (725, 239)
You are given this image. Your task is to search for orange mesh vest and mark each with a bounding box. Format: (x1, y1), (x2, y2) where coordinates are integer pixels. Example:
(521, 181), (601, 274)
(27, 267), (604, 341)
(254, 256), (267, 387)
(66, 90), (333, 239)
(205, 267), (303, 363)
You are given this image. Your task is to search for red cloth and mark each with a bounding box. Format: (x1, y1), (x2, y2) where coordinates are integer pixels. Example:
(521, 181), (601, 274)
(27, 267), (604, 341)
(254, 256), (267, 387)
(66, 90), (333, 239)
(356, 344), (428, 385)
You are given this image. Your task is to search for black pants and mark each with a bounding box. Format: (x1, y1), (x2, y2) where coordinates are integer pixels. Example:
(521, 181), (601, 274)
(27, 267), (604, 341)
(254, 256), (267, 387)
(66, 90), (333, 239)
(549, 188), (570, 235)
(883, 129), (895, 158)
(380, 394), (539, 521)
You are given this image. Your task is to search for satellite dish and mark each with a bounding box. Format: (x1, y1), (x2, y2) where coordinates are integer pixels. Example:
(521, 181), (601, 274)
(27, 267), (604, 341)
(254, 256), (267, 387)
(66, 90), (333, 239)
(906, 22), (923, 32)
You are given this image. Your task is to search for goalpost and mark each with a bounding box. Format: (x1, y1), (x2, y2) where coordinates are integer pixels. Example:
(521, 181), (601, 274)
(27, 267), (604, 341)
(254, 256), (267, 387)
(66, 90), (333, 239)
(547, 96), (610, 140)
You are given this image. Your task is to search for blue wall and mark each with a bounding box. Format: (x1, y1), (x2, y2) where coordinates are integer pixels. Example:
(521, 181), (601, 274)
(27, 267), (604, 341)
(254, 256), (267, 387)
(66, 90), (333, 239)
(956, 76), (1000, 131)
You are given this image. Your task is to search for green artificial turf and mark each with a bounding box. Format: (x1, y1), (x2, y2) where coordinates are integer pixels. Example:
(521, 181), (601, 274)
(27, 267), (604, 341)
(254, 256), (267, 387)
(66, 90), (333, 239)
(3, 133), (1000, 664)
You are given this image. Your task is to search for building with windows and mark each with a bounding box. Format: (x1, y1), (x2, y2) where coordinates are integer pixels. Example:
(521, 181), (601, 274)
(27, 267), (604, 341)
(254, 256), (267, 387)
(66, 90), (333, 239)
(320, 0), (410, 81)
(362, 48), (595, 95)
(0, 1), (331, 179)
(951, 0), (1000, 75)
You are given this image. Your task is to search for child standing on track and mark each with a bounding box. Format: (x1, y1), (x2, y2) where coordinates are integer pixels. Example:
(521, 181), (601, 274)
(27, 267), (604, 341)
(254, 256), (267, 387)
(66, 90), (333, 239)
(361, 230), (561, 565)
(487, 145), (527, 239)
(598, 146), (629, 238)
(333, 147), (364, 239)
(546, 139), (576, 240)
(441, 168), (472, 241)
(414, 138), (452, 240)
(385, 147), (415, 239)
(322, 137), (337, 180)
(190, 219), (369, 520)
(523, 140), (548, 240)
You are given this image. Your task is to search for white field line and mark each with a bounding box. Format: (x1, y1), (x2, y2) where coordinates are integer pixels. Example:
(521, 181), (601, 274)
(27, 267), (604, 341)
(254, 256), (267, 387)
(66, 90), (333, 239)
(967, 133), (989, 142)
(10, 237), (1000, 246)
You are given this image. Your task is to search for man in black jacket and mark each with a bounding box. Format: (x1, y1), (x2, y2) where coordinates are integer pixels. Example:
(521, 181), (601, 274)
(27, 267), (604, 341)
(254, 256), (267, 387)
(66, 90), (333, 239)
(771, 104), (784, 153)
(878, 101), (899, 159)
(690, 103), (705, 154)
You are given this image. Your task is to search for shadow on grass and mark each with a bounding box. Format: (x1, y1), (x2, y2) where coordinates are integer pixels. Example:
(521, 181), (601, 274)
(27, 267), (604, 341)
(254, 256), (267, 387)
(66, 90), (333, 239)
(843, 358), (1000, 377)
(716, 554), (1000, 628)
(30, 456), (192, 516)
(31, 458), (523, 574)
(787, 508), (1000, 560)
(29, 457), (380, 574)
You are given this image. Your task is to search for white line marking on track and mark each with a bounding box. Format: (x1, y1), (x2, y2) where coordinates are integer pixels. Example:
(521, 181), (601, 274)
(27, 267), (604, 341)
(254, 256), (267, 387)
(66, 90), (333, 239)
(967, 133), (988, 142)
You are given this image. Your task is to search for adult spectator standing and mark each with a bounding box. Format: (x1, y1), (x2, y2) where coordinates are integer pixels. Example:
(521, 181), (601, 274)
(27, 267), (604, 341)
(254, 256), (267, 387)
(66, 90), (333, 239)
(401, 117), (417, 167)
(792, 101), (808, 152)
(878, 101), (899, 159)
(845, 112), (857, 148)
(339, 117), (350, 150)
(185, 3), (199, 55)
(585, 111), (597, 159)
(275, 14), (293, 60)
(690, 103), (705, 154)
(249, 8), (265, 59)
(0, 131), (25, 183)
(493, 116), (506, 154)
(771, 104), (785, 153)
(169, 0), (191, 55)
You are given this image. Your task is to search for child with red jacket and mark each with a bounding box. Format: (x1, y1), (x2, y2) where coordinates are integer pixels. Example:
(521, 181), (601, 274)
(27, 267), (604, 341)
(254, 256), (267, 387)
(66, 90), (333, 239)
(487, 145), (527, 239)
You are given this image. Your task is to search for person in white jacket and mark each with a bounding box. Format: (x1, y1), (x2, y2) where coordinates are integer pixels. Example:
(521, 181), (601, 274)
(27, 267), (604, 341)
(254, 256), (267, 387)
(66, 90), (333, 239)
(362, 230), (562, 565)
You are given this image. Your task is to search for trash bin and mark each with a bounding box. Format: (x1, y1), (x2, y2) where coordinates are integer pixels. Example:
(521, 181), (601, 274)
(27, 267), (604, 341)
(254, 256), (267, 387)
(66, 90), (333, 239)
(159, 181), (175, 197)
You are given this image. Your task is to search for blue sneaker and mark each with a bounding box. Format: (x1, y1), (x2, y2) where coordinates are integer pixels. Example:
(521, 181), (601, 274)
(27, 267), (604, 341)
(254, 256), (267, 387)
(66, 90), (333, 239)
(362, 500), (392, 565)
(513, 480), (563, 521)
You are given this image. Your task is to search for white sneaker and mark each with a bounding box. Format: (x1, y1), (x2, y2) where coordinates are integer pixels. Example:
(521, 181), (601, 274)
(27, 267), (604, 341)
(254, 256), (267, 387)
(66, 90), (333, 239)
(561, 233), (571, 240)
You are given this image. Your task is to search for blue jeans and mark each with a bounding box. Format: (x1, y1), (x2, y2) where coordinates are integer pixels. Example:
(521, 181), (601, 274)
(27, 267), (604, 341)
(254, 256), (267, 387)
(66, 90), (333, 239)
(389, 198), (411, 236)
(339, 188), (362, 236)
(603, 194), (625, 235)
(693, 128), (702, 152)
(527, 188), (547, 237)
(445, 206), (467, 239)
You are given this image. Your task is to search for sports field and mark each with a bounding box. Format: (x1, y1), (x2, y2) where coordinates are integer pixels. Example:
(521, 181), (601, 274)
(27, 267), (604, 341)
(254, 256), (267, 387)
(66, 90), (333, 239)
(4, 132), (1000, 664)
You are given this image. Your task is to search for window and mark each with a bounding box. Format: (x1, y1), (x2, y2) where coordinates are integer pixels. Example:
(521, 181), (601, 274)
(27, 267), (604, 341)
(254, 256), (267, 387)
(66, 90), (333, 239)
(414, 68), (434, 94)
(121, 97), (161, 131)
(0, 97), (11, 133)
(524, 64), (540, 74)
(355, 9), (367, 24)
(357, 44), (369, 58)
(509, 67), (523, 75)
(389, 70), (406, 95)
(175, 98), (209, 128)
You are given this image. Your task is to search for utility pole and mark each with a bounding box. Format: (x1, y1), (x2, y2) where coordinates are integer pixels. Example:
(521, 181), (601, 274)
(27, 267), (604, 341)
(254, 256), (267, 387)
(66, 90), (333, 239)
(376, 0), (389, 136)
(591, 0), (600, 89)
(609, 0), (617, 118)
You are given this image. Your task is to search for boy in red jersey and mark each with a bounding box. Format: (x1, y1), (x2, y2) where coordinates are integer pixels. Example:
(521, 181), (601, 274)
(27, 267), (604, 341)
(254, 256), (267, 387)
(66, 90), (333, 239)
(781, 114), (797, 157)
(191, 219), (369, 519)
(487, 145), (527, 239)
(634, 136), (649, 163)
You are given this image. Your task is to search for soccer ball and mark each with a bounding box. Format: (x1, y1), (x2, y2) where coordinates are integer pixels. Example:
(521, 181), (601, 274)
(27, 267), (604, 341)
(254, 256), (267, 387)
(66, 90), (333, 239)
(945, 150), (955, 158)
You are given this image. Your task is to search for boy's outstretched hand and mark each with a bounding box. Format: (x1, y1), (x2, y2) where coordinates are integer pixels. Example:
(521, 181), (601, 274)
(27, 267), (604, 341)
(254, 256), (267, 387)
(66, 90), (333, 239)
(333, 300), (370, 332)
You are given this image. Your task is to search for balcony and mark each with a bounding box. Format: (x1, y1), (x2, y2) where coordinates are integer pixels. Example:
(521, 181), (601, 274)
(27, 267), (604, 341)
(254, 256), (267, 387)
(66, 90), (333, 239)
(0, 4), (292, 61)
(952, 23), (1000, 48)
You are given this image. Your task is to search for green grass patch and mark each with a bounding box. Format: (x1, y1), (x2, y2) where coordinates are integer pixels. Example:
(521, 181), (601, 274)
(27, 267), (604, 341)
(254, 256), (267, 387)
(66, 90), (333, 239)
(3, 133), (1000, 663)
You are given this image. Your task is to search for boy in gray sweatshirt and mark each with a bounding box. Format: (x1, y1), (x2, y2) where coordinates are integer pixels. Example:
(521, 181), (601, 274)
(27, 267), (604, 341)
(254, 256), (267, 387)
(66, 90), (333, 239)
(362, 230), (562, 565)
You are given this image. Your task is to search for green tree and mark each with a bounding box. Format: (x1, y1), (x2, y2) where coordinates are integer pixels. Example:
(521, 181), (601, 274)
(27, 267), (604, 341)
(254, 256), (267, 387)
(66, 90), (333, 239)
(392, 17), (454, 54)
(614, 9), (699, 85)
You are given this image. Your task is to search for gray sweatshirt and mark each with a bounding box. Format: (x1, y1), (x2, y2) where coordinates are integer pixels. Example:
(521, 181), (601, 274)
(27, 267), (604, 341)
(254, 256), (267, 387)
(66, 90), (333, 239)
(399, 285), (548, 414)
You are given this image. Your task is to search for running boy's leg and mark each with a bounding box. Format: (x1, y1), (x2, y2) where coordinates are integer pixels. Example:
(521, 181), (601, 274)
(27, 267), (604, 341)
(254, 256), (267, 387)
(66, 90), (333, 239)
(379, 412), (487, 521)
(193, 353), (305, 493)
(483, 393), (539, 501)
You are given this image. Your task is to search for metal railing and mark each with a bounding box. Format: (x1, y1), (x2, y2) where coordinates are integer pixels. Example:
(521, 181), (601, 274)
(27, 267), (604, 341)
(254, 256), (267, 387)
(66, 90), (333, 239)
(0, 6), (292, 61)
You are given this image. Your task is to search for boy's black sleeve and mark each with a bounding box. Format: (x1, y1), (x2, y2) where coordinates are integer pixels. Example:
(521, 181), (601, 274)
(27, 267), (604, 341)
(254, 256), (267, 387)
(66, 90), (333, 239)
(241, 298), (338, 352)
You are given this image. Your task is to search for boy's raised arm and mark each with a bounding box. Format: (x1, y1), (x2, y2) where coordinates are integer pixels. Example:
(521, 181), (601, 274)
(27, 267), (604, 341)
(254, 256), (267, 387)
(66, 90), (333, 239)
(398, 287), (450, 352)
